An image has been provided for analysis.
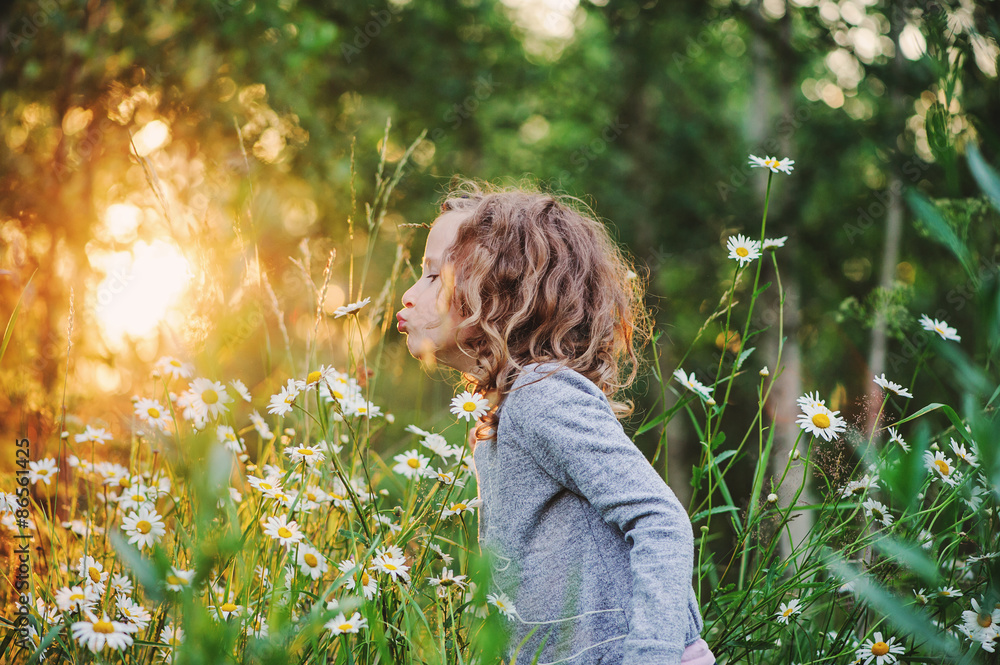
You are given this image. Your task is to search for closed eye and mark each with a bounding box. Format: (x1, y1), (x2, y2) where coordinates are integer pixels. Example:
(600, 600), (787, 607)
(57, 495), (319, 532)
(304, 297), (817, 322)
(426, 274), (439, 283)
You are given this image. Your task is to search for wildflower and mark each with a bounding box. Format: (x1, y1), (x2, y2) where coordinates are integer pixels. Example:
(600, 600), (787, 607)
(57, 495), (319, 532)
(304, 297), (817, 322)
(748, 154), (795, 174)
(430, 542), (454, 565)
(441, 497), (483, 518)
(919, 314), (961, 342)
(371, 547), (411, 584)
(855, 631), (905, 665)
(326, 611), (368, 634)
(116, 598), (152, 630)
(840, 474), (880, 499)
(158, 623), (184, 650)
(428, 568), (469, 598)
(673, 369), (713, 400)
(155, 356), (194, 380)
(763, 236), (788, 249)
(949, 438), (979, 467)
(164, 567), (195, 592)
(75, 425), (113, 445)
(487, 591), (516, 618)
(303, 365), (338, 389)
(913, 588), (929, 605)
(337, 558), (379, 600)
(450, 390), (490, 422)
(71, 611), (137, 652)
(297, 545), (329, 580)
(759, 366), (769, 377)
(796, 391), (825, 410)
(924, 451), (962, 486)
(55, 585), (100, 613)
(873, 374), (913, 399)
(230, 378), (252, 402)
(77, 556), (109, 590)
(887, 427), (910, 452)
(796, 404), (847, 442)
(392, 450), (433, 479)
(267, 378), (301, 416)
(208, 600), (244, 621)
(937, 586), (963, 598)
(342, 394), (384, 418)
(110, 574), (133, 598)
(263, 514), (303, 548)
(775, 598), (803, 624)
(285, 444), (325, 466)
(249, 410), (273, 440)
(244, 614), (269, 639)
(121, 506), (167, 551)
(333, 296), (371, 318)
(181, 377), (232, 422)
(960, 598), (1000, 647)
(726, 233), (762, 266)
(374, 513), (402, 534)
(766, 493), (778, 504)
(420, 432), (453, 458)
(247, 475), (283, 496)
(862, 498), (894, 527)
(135, 398), (172, 430)
(27, 458), (58, 485)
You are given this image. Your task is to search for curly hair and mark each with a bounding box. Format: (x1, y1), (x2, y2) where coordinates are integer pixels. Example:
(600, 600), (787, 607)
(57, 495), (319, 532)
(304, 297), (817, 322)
(429, 176), (654, 448)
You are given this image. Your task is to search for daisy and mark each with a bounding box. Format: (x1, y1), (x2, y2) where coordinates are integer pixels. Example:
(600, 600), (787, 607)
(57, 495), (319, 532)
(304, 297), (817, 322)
(796, 391), (825, 410)
(855, 631), (905, 665)
(303, 365), (338, 389)
(247, 475), (283, 496)
(337, 558), (379, 600)
(726, 234), (762, 266)
(441, 497), (483, 518)
(71, 611), (137, 652)
(913, 588), (930, 605)
(862, 498), (894, 527)
(297, 545), (329, 580)
(164, 567), (195, 592)
(27, 458), (58, 485)
(924, 451), (961, 486)
(342, 395), (384, 418)
(371, 548), (411, 584)
(134, 398), (172, 430)
(796, 404), (847, 442)
(487, 591), (516, 618)
(887, 427), (910, 452)
(937, 586), (963, 598)
(430, 542), (454, 565)
(393, 450), (433, 479)
(333, 296), (371, 318)
(320, 375), (361, 404)
(182, 377), (232, 421)
(763, 236), (788, 250)
(748, 154), (795, 174)
(419, 432), (452, 457)
(216, 425), (246, 454)
(961, 598), (1000, 644)
(230, 378), (252, 402)
(873, 374), (913, 399)
(839, 474), (880, 499)
(54, 585), (100, 613)
(244, 614), (269, 639)
(949, 438), (979, 467)
(116, 597), (152, 630)
(374, 513), (402, 534)
(262, 514), (303, 548)
(326, 611), (368, 634)
(775, 598), (802, 624)
(75, 425), (113, 445)
(285, 443), (324, 466)
(428, 568), (469, 598)
(919, 314), (961, 342)
(110, 573), (133, 598)
(434, 469), (463, 486)
(158, 623), (184, 650)
(122, 506), (167, 550)
(77, 556), (109, 590)
(267, 378), (301, 416)
(673, 369), (713, 400)
(208, 599), (244, 621)
(155, 356), (194, 380)
(450, 390), (490, 422)
(249, 410), (274, 441)
(116, 483), (155, 511)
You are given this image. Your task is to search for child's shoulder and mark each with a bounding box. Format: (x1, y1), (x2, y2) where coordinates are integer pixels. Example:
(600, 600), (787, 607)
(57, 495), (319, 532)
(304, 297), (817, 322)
(507, 360), (605, 403)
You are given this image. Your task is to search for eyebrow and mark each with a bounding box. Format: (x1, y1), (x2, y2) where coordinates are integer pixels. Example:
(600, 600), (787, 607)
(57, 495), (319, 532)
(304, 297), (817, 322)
(422, 257), (438, 270)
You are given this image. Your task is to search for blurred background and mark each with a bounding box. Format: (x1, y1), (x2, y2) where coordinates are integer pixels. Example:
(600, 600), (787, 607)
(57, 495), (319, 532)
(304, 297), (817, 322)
(1, 0), (998, 544)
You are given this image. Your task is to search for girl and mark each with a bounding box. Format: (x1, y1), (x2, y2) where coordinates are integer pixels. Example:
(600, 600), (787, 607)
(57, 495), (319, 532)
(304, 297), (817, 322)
(397, 179), (715, 665)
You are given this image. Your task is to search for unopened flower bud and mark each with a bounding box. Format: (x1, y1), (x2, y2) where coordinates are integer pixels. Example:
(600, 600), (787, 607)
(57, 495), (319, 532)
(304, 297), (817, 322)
(760, 366), (769, 377)
(700, 525), (709, 533)
(379, 488), (390, 497)
(931, 443), (940, 451)
(790, 448), (800, 461)
(706, 398), (717, 406)
(766, 493), (778, 503)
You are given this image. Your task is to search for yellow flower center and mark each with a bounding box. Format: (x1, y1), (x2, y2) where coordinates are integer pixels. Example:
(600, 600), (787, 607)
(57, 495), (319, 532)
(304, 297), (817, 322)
(783, 607), (794, 617)
(89, 567), (102, 583)
(299, 448), (314, 456)
(120, 477), (131, 488)
(940, 589), (951, 596)
(407, 459), (420, 469)
(871, 642), (889, 656)
(307, 371), (321, 384)
(384, 563), (397, 571)
(278, 527), (293, 538)
(136, 520), (152, 534)
(306, 492), (318, 501)
(811, 413), (831, 429)
(284, 394), (295, 404)
(202, 389), (219, 405)
(221, 602), (237, 613)
(453, 503), (466, 511)
(979, 614), (993, 628)
(70, 592), (85, 601)
(736, 247), (749, 257)
(934, 460), (950, 476)
(93, 620), (116, 634)
(170, 360), (181, 367)
(333, 390), (344, 399)
(440, 578), (454, 586)
(338, 623), (352, 631)
(360, 572), (370, 586)
(259, 482), (272, 490)
(304, 553), (318, 567)
(37, 469), (49, 476)
(934, 325), (945, 336)
(148, 407), (161, 418)
(871, 509), (883, 521)
(166, 575), (184, 586)
(463, 402), (477, 412)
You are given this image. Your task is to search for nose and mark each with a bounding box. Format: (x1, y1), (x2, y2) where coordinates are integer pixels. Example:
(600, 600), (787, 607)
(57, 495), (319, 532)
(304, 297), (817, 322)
(401, 283), (415, 309)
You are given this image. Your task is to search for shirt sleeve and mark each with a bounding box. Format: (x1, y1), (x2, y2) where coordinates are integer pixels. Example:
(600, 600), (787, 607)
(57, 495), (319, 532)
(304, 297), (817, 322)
(504, 367), (698, 665)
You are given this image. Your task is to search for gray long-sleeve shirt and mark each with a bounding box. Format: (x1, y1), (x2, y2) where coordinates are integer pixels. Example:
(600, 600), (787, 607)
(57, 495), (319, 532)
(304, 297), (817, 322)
(473, 361), (705, 665)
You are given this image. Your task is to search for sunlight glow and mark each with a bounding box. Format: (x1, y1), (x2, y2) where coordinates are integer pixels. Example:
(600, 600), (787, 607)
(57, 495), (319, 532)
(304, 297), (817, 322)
(93, 239), (192, 346)
(131, 120), (171, 156)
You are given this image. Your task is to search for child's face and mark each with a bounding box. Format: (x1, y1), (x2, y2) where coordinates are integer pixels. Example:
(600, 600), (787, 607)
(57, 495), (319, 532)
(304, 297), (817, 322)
(398, 210), (475, 373)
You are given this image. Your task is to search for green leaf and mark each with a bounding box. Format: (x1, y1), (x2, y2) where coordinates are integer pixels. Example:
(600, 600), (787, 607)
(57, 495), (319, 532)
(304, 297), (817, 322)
(734, 346), (755, 371)
(0, 268), (36, 368)
(691, 505), (739, 523)
(906, 189), (974, 280)
(967, 142), (1000, 213)
(871, 534), (941, 585)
